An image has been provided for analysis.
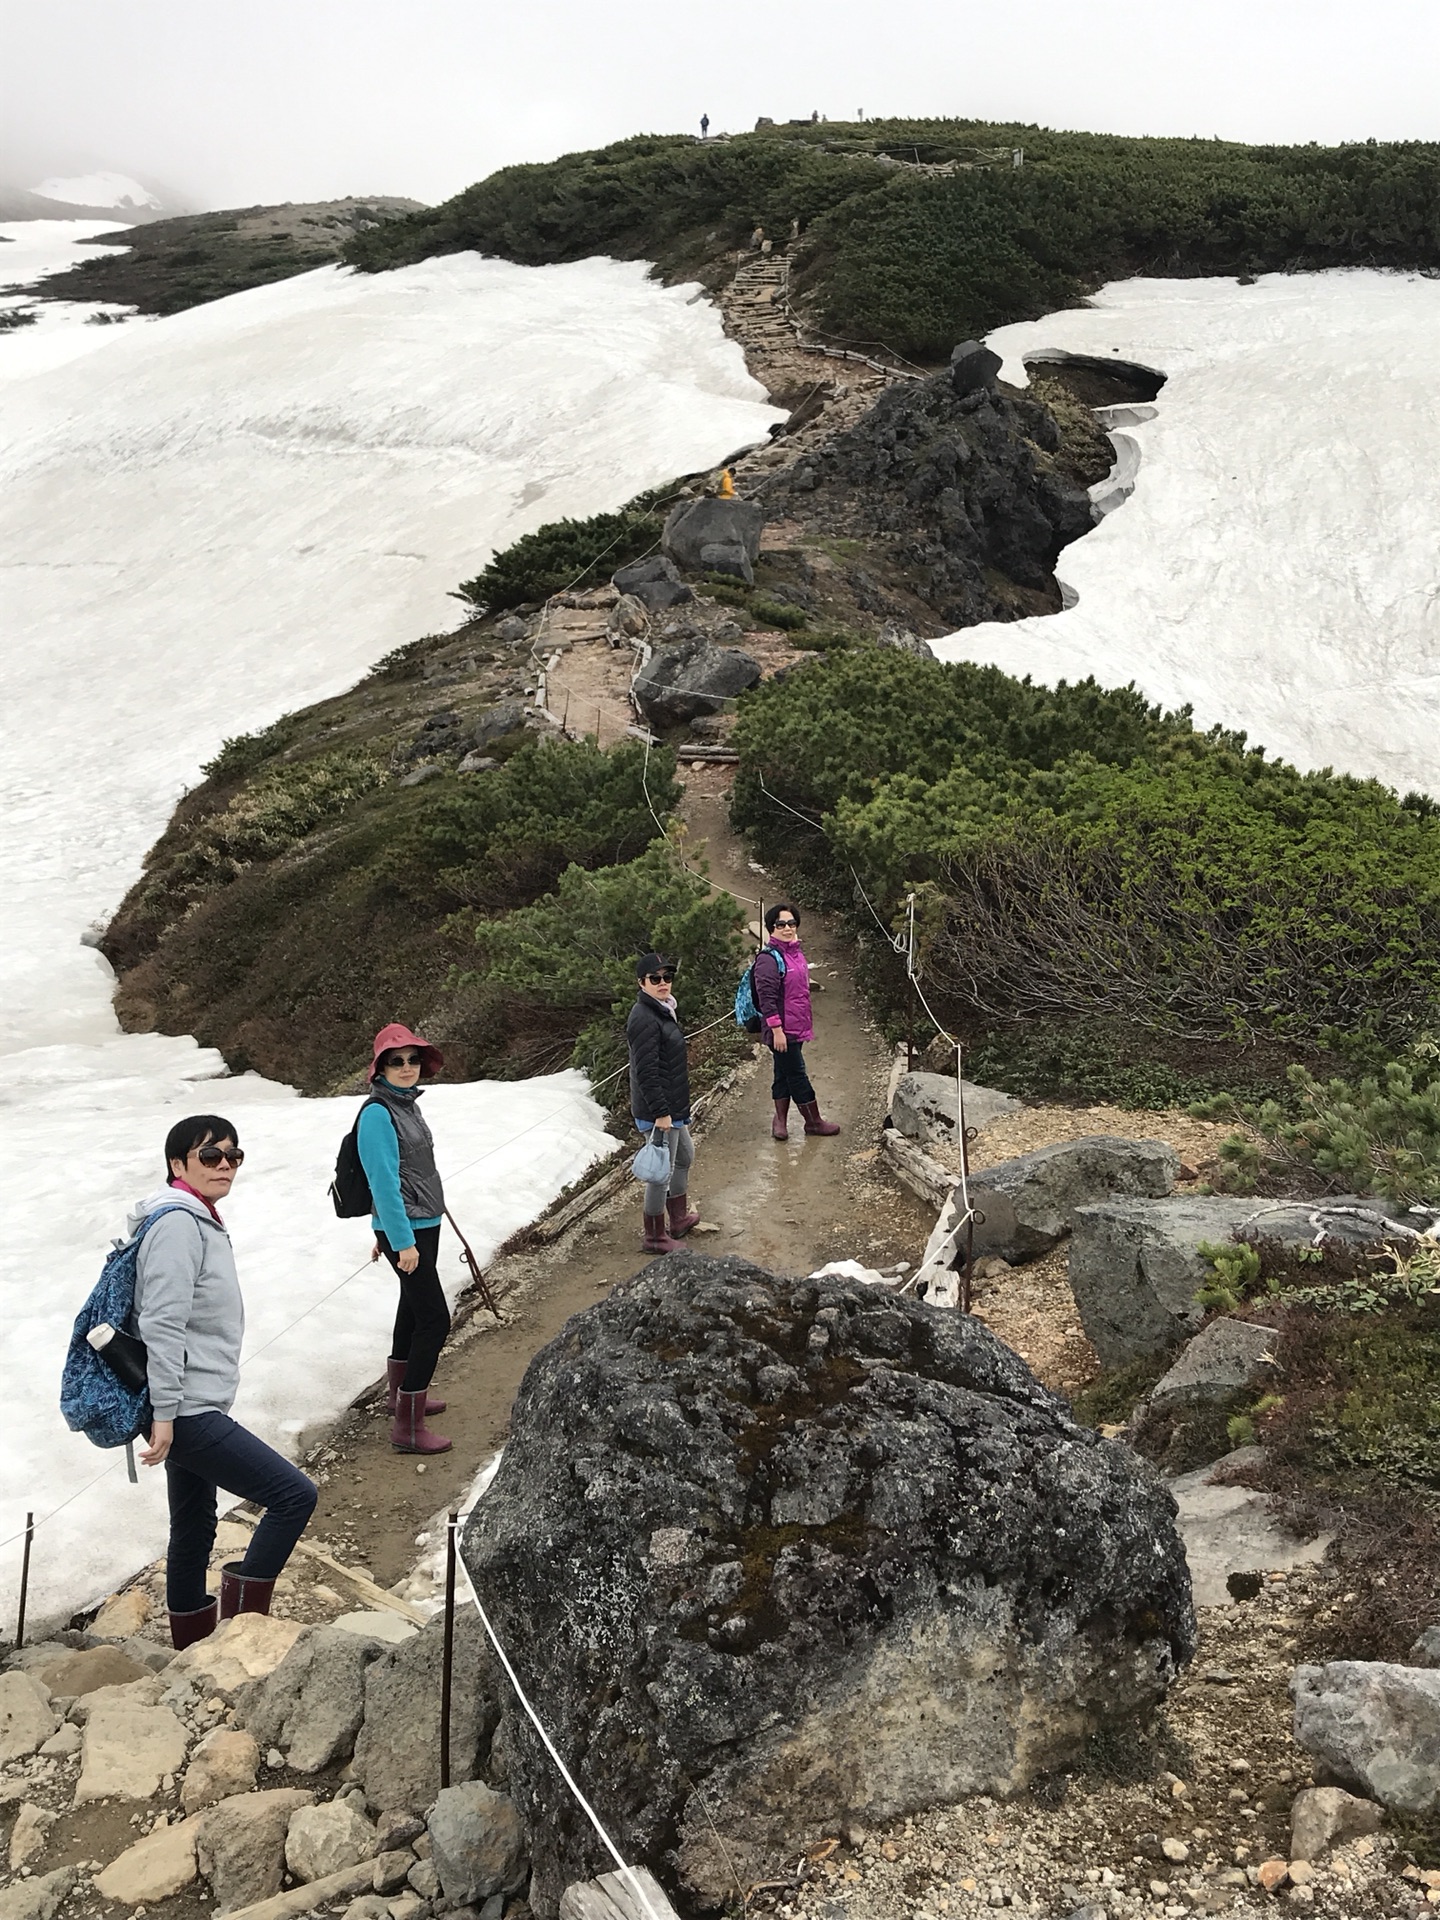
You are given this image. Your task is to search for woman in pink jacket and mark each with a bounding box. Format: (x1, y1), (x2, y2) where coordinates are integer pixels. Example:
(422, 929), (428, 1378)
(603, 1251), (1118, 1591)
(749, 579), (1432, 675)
(753, 902), (841, 1141)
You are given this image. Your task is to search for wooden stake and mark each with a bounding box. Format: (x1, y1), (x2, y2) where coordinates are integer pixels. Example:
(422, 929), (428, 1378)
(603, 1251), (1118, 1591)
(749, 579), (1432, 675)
(440, 1511), (458, 1790)
(15, 1511), (33, 1648)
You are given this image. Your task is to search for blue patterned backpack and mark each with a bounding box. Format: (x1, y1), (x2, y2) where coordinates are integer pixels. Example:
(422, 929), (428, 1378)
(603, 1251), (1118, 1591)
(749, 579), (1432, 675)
(60, 1205), (189, 1451)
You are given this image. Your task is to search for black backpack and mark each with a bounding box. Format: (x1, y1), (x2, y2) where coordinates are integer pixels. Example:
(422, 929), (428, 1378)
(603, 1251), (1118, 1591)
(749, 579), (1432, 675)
(330, 1099), (380, 1218)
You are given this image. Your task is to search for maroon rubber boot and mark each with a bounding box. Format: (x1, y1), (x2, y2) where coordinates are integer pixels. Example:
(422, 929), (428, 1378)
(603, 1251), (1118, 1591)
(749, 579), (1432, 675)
(642, 1213), (680, 1254)
(218, 1564), (276, 1620)
(771, 1099), (791, 1140)
(386, 1357), (445, 1417)
(666, 1195), (700, 1238)
(799, 1099), (841, 1136)
(168, 1596), (218, 1649)
(390, 1389), (452, 1455)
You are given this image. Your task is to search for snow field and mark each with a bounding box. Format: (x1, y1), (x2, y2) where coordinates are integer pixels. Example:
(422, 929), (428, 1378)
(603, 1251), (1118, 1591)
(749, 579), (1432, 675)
(0, 220), (145, 378)
(0, 247), (783, 1625)
(934, 271), (1440, 799)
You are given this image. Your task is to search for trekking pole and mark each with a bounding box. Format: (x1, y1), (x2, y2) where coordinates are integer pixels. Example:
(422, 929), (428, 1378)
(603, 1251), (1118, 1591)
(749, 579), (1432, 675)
(15, 1511), (33, 1649)
(445, 1209), (502, 1320)
(440, 1511), (457, 1789)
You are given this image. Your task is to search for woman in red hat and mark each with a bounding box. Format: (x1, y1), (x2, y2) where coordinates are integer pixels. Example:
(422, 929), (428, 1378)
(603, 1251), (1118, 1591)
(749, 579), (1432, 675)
(357, 1023), (452, 1455)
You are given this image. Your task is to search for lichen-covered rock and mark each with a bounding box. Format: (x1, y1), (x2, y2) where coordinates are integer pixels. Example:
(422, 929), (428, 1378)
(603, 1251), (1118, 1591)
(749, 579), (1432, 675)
(464, 1255), (1194, 1915)
(428, 1782), (529, 1906)
(969, 1136), (1180, 1265)
(888, 1072), (1019, 1149)
(1068, 1197), (1259, 1364)
(1147, 1318), (1279, 1408)
(632, 637), (761, 731)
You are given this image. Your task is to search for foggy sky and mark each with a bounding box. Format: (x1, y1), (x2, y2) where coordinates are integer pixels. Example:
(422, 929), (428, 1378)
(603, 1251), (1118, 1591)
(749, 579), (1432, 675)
(4, 0), (1438, 213)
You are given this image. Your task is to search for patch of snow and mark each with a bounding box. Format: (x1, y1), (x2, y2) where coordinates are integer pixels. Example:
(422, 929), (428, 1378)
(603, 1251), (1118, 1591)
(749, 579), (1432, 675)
(0, 252), (783, 1627)
(933, 271), (1440, 798)
(33, 173), (162, 212)
(0, 219), (143, 377)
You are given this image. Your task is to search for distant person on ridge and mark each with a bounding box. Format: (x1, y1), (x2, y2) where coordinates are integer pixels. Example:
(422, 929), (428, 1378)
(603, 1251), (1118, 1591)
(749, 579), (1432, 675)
(755, 903), (841, 1140)
(134, 1114), (317, 1648)
(357, 1023), (453, 1456)
(626, 950), (700, 1254)
(700, 113), (710, 138)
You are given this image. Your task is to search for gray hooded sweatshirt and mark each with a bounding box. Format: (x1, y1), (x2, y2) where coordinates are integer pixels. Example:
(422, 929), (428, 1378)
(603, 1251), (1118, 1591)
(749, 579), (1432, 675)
(127, 1187), (245, 1422)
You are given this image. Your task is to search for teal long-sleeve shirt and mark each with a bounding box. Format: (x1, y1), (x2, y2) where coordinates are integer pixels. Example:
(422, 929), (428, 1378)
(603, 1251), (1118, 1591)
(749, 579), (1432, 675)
(357, 1102), (442, 1251)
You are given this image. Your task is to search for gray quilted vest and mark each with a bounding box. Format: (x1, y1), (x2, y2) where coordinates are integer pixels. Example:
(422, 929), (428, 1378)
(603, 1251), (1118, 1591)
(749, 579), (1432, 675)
(369, 1083), (445, 1218)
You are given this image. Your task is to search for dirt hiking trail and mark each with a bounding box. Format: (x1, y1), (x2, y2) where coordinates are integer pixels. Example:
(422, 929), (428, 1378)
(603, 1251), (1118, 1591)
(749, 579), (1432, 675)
(299, 767), (931, 1593)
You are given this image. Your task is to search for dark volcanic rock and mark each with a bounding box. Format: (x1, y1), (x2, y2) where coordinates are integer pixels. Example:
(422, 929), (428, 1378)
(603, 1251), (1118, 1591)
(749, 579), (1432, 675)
(758, 372), (1102, 629)
(632, 637), (761, 730)
(950, 339), (1002, 394)
(661, 498), (765, 575)
(463, 1256), (1195, 1915)
(611, 555), (694, 612)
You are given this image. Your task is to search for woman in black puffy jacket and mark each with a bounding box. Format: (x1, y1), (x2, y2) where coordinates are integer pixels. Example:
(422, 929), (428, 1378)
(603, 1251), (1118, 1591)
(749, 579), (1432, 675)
(625, 949), (699, 1253)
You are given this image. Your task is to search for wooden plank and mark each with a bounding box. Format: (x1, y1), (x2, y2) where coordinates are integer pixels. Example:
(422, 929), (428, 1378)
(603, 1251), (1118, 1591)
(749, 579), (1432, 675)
(222, 1859), (378, 1920)
(558, 1866), (681, 1920)
(880, 1128), (954, 1212)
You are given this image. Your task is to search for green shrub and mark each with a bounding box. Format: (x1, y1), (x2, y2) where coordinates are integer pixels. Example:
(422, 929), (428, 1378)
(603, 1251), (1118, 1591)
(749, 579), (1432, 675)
(456, 480), (679, 612)
(1248, 1061), (1440, 1204)
(456, 842), (744, 1085)
(749, 597), (808, 631)
(346, 122), (1440, 362)
(201, 717), (302, 783)
(1194, 1240), (1263, 1313)
(384, 735), (679, 909)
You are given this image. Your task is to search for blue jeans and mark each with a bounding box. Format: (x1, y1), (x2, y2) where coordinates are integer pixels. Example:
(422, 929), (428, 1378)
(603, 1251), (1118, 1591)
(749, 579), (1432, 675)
(164, 1411), (317, 1612)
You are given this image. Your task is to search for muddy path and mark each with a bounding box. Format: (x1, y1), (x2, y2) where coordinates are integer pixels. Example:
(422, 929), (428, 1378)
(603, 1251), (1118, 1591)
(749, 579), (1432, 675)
(302, 768), (932, 1592)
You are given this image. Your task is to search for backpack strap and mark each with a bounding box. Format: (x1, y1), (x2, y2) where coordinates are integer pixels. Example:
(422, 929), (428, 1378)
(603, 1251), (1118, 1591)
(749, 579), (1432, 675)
(131, 1201), (202, 1248)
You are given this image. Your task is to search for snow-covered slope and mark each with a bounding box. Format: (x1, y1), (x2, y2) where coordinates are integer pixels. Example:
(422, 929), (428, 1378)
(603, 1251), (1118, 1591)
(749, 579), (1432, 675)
(0, 252), (782, 1626)
(33, 173), (162, 212)
(933, 271), (1440, 799)
(0, 220), (143, 376)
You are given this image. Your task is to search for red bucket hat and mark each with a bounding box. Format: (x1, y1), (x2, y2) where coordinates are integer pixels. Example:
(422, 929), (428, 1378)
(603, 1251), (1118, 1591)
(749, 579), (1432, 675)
(367, 1022), (444, 1083)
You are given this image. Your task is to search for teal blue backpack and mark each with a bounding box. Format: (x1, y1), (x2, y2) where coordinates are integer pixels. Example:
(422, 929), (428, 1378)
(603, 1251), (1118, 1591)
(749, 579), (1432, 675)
(734, 947), (786, 1032)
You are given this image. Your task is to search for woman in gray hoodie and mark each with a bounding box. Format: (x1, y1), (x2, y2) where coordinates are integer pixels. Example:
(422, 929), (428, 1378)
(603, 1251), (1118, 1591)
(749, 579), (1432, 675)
(132, 1113), (316, 1649)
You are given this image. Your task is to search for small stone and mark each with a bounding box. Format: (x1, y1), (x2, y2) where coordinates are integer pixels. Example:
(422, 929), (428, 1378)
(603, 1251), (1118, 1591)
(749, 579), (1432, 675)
(267, 1748), (286, 1770)
(426, 1782), (528, 1905)
(1289, 1785), (1384, 1861)
(0, 1673), (60, 1765)
(345, 1899), (393, 1920)
(37, 1723), (79, 1758)
(0, 1865), (77, 1920)
(406, 1860), (440, 1900)
(1287, 1861), (1315, 1885)
(95, 1817), (199, 1903)
(285, 1798), (378, 1883)
(8, 1804), (56, 1872)
(1149, 1880), (1169, 1897)
(1161, 1840), (1190, 1863)
(373, 1850), (415, 1895)
(195, 1786), (315, 1914)
(1257, 1859), (1290, 1891)
(91, 1589), (153, 1641)
(1229, 1758), (1253, 1774)
(181, 1727), (261, 1813)
(1204, 1668), (1237, 1685)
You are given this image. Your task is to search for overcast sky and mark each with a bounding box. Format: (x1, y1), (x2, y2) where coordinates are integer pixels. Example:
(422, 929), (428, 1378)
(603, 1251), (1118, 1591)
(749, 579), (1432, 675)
(4, 0), (1438, 211)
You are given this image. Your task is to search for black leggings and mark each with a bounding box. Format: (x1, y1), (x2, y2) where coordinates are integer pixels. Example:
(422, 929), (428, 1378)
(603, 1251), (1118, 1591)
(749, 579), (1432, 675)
(379, 1224), (451, 1393)
(770, 1038), (817, 1105)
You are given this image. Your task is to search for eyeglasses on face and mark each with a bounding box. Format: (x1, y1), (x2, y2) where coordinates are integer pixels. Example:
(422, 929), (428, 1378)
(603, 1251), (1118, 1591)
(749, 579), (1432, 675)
(384, 1051), (425, 1068)
(193, 1145), (244, 1168)
(646, 970), (676, 984)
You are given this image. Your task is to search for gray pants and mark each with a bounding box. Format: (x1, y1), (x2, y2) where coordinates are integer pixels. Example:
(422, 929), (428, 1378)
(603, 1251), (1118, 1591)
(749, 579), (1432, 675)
(642, 1125), (694, 1214)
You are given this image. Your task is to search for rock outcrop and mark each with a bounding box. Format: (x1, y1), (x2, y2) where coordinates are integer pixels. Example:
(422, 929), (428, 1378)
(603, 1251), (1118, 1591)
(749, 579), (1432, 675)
(632, 637), (761, 731)
(888, 1071), (1019, 1149)
(969, 1136), (1180, 1265)
(351, 1607), (500, 1815)
(1068, 1196), (1259, 1365)
(662, 498), (765, 585)
(464, 1255), (1194, 1915)
(1292, 1662), (1440, 1814)
(235, 1623), (390, 1773)
(1147, 1318), (1279, 1408)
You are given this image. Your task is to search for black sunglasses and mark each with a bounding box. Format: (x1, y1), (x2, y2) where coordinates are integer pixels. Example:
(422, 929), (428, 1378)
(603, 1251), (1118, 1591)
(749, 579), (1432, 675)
(383, 1051), (425, 1068)
(194, 1145), (244, 1168)
(774, 917), (798, 928)
(645, 970), (676, 984)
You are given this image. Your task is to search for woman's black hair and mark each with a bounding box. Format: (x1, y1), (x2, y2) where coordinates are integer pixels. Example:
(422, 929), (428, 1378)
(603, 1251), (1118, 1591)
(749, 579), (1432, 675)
(165, 1114), (240, 1182)
(764, 902), (800, 932)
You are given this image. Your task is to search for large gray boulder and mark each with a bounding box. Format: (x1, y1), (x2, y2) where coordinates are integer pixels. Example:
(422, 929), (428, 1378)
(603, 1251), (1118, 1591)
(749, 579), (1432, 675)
(1147, 1318), (1279, 1408)
(428, 1782), (529, 1906)
(612, 555), (694, 613)
(464, 1255), (1194, 1916)
(1068, 1196), (1259, 1365)
(967, 1136), (1180, 1266)
(1292, 1662), (1440, 1813)
(662, 498), (765, 579)
(889, 1071), (1019, 1149)
(632, 637), (761, 731)
(234, 1623), (391, 1773)
(0, 1672), (59, 1764)
(351, 1607), (499, 1816)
